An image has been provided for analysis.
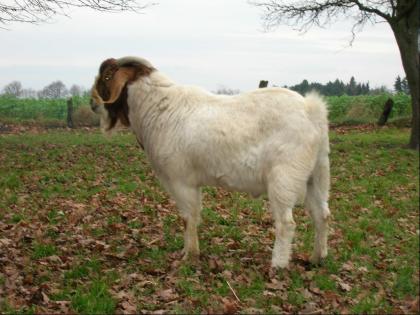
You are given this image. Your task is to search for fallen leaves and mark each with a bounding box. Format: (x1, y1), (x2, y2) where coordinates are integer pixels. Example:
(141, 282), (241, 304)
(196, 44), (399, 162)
(0, 128), (418, 314)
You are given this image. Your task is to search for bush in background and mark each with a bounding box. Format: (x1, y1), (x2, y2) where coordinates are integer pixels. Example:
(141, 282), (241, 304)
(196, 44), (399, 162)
(327, 93), (411, 125)
(72, 106), (100, 127)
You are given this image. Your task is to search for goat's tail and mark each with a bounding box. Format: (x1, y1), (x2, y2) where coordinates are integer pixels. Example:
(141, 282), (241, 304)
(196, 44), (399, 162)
(304, 90), (330, 168)
(304, 91), (329, 130)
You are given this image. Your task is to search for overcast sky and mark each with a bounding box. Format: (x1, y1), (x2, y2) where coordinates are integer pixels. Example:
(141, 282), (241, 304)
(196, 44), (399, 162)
(0, 0), (405, 93)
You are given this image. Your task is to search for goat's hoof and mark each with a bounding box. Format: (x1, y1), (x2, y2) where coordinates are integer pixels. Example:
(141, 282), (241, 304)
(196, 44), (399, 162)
(309, 254), (327, 266)
(271, 258), (289, 270)
(181, 250), (200, 262)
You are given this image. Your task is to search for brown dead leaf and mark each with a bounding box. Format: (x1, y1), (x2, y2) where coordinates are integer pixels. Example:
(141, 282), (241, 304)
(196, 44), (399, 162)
(222, 298), (239, 314)
(0, 238), (12, 246)
(158, 288), (178, 302)
(222, 270), (233, 280)
(23, 274), (34, 285)
(409, 296), (420, 313)
(41, 291), (50, 304)
(265, 278), (285, 291)
(55, 301), (70, 313)
(241, 307), (265, 314)
(263, 290), (276, 297)
(331, 275), (352, 292)
(309, 282), (322, 295)
(121, 300), (137, 314)
(301, 288), (313, 300)
(29, 289), (44, 305)
(300, 302), (323, 314)
(338, 281), (352, 292)
(68, 203), (87, 225)
(341, 261), (355, 272)
(374, 286), (386, 304)
(358, 266), (368, 273)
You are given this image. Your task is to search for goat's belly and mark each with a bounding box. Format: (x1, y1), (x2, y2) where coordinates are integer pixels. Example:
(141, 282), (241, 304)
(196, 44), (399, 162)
(206, 173), (266, 198)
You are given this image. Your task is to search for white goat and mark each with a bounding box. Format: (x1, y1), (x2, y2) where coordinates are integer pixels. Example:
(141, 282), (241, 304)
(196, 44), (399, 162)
(90, 56), (331, 268)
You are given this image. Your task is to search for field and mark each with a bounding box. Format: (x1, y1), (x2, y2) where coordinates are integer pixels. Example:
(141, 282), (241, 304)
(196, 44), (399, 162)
(0, 126), (418, 314)
(0, 96), (93, 128)
(0, 93), (412, 127)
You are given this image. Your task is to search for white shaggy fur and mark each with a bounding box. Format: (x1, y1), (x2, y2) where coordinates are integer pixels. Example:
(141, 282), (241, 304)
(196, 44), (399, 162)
(94, 58), (331, 268)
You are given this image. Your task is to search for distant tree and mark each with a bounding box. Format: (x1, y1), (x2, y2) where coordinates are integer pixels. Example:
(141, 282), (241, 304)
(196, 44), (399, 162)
(310, 82), (323, 94)
(361, 82), (370, 95)
(331, 79), (346, 96)
(401, 77), (410, 94)
(39, 81), (68, 99)
(346, 76), (357, 96)
(21, 88), (37, 98)
(0, 1), (151, 27)
(69, 84), (84, 97)
(300, 79), (310, 94)
(370, 85), (391, 95)
(287, 77), (369, 96)
(2, 81), (23, 97)
(394, 75), (403, 93)
(252, 0), (419, 149)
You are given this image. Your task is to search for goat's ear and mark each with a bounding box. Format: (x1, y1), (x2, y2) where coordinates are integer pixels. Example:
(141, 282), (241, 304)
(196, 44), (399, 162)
(104, 67), (137, 104)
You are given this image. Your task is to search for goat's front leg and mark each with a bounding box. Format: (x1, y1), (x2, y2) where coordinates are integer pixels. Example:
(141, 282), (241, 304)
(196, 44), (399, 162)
(168, 184), (202, 259)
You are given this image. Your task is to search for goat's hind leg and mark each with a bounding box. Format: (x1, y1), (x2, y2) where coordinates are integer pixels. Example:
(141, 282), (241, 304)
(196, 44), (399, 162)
(270, 202), (296, 269)
(268, 176), (299, 269)
(168, 184), (202, 259)
(305, 156), (330, 265)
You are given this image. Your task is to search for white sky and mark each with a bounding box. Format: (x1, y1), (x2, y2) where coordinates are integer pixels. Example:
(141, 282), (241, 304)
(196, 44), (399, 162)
(0, 0), (405, 92)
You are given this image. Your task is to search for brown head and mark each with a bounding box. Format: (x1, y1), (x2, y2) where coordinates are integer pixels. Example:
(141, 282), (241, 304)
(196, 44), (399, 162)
(90, 57), (155, 131)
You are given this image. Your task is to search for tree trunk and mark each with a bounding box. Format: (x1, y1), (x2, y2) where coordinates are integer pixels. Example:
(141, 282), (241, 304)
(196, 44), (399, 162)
(390, 2), (419, 149)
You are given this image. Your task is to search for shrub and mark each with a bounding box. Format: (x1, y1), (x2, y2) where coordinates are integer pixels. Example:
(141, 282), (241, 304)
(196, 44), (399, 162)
(72, 106), (100, 127)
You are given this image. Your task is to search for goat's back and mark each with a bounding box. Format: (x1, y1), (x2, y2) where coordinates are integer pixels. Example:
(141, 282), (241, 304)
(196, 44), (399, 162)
(149, 86), (327, 195)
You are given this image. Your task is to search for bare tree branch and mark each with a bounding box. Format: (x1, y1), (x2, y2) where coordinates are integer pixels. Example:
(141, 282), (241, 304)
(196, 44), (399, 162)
(349, 0), (391, 21)
(0, 0), (153, 27)
(251, 0), (393, 33)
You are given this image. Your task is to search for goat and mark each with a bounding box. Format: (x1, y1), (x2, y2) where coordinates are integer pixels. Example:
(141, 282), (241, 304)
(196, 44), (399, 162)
(90, 56), (331, 268)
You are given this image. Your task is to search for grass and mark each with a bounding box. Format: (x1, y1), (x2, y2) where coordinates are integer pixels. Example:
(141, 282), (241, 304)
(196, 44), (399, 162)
(31, 243), (58, 259)
(0, 126), (418, 314)
(71, 280), (116, 314)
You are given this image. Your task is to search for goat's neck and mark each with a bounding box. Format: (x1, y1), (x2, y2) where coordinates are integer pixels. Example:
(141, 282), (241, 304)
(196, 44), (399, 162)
(127, 72), (177, 150)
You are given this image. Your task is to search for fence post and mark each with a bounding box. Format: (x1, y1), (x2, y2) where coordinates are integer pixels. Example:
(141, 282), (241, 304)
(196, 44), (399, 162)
(67, 97), (74, 128)
(259, 80), (269, 88)
(377, 98), (394, 126)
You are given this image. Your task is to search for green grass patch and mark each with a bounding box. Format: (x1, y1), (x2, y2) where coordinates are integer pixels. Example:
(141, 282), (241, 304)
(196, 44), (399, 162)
(71, 280), (116, 314)
(31, 243), (57, 259)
